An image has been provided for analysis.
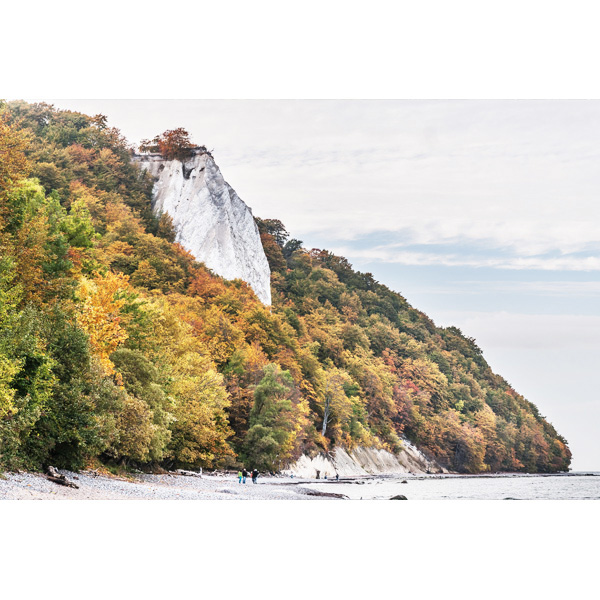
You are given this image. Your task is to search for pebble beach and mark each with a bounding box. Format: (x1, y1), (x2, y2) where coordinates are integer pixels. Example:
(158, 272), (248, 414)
(0, 469), (346, 500)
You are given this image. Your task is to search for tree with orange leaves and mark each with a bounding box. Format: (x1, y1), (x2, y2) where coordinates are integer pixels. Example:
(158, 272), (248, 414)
(139, 128), (194, 161)
(0, 106), (30, 204)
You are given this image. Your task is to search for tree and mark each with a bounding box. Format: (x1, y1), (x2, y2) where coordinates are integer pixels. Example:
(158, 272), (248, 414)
(139, 128), (195, 161)
(169, 361), (234, 468)
(243, 364), (308, 470)
(110, 348), (173, 462)
(283, 238), (303, 260)
(0, 304), (57, 470)
(319, 367), (353, 437)
(138, 296), (235, 468)
(259, 231), (286, 272)
(255, 217), (289, 247)
(76, 271), (131, 377)
(0, 261), (21, 419)
(156, 212), (176, 243)
(22, 308), (115, 470)
(0, 108), (30, 205)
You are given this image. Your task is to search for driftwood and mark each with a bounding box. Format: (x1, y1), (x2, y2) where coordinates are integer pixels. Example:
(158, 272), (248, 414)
(175, 469), (202, 477)
(296, 487), (348, 499)
(285, 477), (364, 485)
(45, 466), (79, 489)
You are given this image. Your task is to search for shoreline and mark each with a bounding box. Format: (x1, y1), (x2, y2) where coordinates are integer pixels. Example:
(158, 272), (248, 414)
(0, 469), (349, 501)
(1, 469), (594, 501)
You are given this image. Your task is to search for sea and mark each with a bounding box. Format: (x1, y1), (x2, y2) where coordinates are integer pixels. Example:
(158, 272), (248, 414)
(301, 472), (600, 500)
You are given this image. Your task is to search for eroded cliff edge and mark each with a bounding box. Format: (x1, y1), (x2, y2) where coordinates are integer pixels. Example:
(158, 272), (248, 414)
(284, 442), (446, 478)
(133, 149), (272, 305)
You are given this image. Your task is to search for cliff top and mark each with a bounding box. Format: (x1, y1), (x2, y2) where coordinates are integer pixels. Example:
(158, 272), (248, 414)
(132, 146), (212, 161)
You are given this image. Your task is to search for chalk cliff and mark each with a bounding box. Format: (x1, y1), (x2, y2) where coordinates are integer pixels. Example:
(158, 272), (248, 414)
(284, 440), (446, 478)
(133, 149), (272, 305)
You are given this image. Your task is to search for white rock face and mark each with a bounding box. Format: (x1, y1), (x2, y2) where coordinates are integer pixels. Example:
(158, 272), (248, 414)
(283, 441), (446, 478)
(133, 150), (271, 305)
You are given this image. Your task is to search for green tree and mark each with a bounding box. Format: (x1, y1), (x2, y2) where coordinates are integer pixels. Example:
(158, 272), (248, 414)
(110, 348), (173, 462)
(243, 364), (308, 470)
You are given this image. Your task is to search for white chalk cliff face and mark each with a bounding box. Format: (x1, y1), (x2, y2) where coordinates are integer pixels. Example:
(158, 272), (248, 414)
(134, 150), (272, 305)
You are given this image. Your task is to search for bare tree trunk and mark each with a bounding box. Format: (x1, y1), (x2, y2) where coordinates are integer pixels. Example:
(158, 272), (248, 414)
(322, 399), (330, 436)
(322, 374), (344, 436)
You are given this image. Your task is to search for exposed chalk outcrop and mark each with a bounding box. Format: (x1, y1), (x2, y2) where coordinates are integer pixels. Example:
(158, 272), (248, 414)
(284, 441), (446, 478)
(133, 149), (272, 305)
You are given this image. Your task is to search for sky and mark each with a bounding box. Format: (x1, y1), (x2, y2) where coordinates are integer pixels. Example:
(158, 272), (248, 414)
(46, 99), (600, 470)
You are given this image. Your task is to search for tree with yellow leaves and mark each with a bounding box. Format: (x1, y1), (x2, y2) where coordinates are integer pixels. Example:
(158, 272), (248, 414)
(76, 271), (130, 377)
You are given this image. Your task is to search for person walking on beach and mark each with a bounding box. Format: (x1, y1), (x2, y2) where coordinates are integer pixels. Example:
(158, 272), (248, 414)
(242, 468), (248, 484)
(238, 470), (243, 484)
(251, 468), (258, 484)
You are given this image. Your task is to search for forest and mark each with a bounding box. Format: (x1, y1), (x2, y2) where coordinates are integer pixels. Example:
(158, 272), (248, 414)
(0, 100), (571, 474)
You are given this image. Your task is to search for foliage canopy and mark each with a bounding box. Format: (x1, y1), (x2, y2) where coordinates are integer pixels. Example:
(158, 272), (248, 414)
(0, 102), (571, 474)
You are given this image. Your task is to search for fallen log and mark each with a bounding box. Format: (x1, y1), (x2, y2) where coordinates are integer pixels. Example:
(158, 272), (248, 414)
(175, 469), (202, 477)
(296, 487), (348, 499)
(45, 466), (79, 489)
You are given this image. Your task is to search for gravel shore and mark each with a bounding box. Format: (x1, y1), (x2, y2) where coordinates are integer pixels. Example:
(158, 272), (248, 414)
(0, 470), (347, 500)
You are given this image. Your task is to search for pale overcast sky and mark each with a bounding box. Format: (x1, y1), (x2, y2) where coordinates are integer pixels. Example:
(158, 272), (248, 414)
(46, 99), (600, 470)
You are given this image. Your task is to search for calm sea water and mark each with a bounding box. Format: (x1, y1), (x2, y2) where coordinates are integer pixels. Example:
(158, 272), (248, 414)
(302, 472), (600, 500)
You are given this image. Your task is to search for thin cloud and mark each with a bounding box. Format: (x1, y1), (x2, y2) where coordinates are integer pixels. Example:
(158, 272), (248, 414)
(332, 246), (600, 271)
(48, 99), (600, 262)
(397, 280), (600, 297)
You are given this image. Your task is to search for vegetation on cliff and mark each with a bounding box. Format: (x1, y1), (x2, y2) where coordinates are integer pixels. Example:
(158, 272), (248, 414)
(0, 101), (571, 473)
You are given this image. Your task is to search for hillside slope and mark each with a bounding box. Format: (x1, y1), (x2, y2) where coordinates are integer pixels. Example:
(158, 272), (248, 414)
(0, 101), (571, 474)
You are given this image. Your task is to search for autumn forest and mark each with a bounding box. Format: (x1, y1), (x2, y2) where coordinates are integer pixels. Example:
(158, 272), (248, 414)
(0, 101), (571, 474)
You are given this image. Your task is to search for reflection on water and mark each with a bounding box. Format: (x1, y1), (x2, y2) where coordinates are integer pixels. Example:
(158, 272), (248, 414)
(303, 473), (600, 500)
